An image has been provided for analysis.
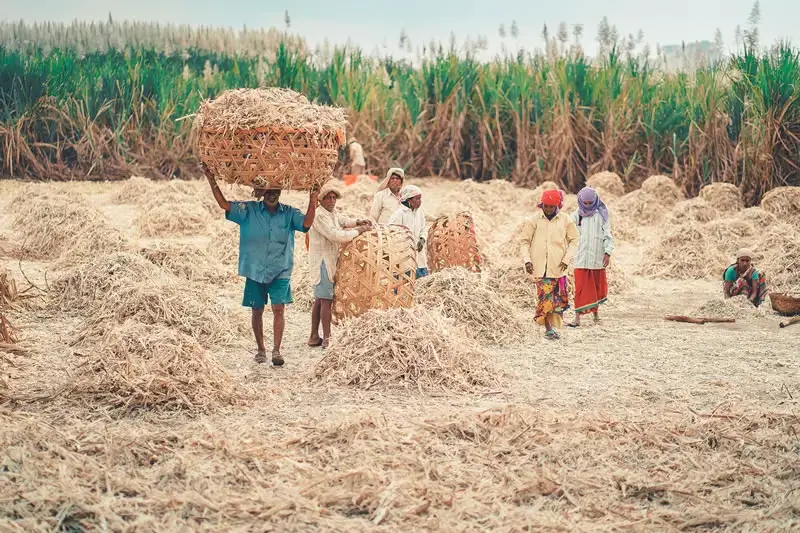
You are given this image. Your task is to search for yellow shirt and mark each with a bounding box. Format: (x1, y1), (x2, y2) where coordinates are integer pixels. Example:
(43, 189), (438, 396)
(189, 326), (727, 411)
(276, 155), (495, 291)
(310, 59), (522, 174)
(518, 211), (579, 279)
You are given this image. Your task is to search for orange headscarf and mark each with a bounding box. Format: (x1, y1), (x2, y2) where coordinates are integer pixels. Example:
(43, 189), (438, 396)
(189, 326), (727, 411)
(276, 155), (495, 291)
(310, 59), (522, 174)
(540, 189), (564, 208)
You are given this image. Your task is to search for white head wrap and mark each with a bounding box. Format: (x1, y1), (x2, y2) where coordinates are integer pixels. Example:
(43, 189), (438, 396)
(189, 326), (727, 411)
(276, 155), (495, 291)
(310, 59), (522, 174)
(377, 168), (405, 191)
(319, 180), (343, 200)
(400, 185), (422, 202)
(736, 248), (754, 260)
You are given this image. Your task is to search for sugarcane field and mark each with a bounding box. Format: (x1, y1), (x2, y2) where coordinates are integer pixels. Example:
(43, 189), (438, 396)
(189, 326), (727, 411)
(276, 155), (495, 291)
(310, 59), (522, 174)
(1, 4), (800, 531)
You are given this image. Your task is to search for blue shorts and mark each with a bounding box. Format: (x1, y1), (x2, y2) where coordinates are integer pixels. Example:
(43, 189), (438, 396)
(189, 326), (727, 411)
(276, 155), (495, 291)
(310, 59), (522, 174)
(314, 261), (335, 300)
(416, 267), (429, 278)
(242, 277), (293, 308)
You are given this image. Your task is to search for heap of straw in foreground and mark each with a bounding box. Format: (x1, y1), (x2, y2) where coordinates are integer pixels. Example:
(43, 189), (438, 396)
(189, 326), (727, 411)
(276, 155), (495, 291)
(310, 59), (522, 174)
(415, 268), (524, 344)
(1, 403), (797, 531)
(314, 307), (495, 392)
(69, 320), (245, 413)
(135, 197), (209, 237)
(11, 192), (127, 262)
(138, 243), (232, 283)
(53, 252), (244, 345)
(194, 87), (347, 132)
(486, 264), (538, 310)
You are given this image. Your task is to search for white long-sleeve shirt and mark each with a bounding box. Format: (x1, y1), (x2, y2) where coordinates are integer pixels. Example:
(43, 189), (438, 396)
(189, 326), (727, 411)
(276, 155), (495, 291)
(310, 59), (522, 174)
(388, 205), (428, 269)
(308, 208), (360, 285)
(569, 210), (615, 270)
(370, 189), (402, 224)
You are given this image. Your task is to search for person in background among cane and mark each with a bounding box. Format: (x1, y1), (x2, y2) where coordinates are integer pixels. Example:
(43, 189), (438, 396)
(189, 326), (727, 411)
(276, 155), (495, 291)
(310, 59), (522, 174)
(388, 184), (429, 278)
(370, 168), (404, 224)
(568, 186), (615, 327)
(348, 137), (366, 176)
(307, 181), (372, 349)
(203, 163), (318, 367)
(519, 189), (579, 340)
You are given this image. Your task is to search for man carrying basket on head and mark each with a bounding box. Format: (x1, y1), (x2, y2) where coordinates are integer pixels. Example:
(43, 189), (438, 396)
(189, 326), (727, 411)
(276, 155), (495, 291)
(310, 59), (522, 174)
(203, 164), (318, 367)
(307, 181), (372, 349)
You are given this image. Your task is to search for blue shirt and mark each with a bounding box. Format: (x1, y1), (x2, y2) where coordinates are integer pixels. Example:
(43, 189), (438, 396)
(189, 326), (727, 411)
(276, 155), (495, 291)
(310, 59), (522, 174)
(225, 201), (308, 284)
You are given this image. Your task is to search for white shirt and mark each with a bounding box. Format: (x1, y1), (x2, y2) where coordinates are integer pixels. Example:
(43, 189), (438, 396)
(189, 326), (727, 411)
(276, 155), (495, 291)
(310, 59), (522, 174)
(388, 205), (428, 269)
(308, 208), (360, 284)
(569, 210), (615, 270)
(370, 189), (402, 224)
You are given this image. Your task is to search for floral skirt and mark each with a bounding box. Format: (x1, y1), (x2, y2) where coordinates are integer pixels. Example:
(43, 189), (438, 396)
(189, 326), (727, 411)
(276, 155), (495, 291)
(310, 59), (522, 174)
(535, 277), (570, 328)
(730, 270), (769, 307)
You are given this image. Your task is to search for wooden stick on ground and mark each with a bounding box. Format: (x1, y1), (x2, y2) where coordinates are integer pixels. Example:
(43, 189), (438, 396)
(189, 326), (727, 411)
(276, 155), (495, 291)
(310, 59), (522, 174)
(779, 315), (800, 328)
(664, 316), (736, 325)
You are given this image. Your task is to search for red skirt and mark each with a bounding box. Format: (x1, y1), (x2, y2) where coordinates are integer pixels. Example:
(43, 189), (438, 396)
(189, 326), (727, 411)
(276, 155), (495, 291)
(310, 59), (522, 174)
(574, 268), (608, 315)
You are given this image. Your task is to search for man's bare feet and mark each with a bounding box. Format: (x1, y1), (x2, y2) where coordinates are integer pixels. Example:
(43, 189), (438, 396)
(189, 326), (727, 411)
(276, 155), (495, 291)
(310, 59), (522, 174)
(307, 336), (323, 347)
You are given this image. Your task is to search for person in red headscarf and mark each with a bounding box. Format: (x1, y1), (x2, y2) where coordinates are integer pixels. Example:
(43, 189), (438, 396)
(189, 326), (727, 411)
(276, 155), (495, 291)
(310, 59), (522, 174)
(518, 188), (579, 340)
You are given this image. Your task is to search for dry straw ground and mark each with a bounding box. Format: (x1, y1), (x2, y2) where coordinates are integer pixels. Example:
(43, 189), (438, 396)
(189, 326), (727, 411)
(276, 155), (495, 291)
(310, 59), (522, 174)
(1, 175), (799, 531)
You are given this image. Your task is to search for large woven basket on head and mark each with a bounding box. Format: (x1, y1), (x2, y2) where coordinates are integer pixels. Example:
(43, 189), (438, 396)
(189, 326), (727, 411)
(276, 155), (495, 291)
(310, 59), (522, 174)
(770, 292), (800, 316)
(195, 88), (347, 190)
(333, 225), (417, 322)
(427, 212), (482, 273)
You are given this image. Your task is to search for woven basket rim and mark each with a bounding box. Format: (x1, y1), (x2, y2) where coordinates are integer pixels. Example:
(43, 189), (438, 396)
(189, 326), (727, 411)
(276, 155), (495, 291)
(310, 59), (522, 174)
(770, 292), (800, 301)
(200, 125), (346, 136)
(769, 291), (800, 315)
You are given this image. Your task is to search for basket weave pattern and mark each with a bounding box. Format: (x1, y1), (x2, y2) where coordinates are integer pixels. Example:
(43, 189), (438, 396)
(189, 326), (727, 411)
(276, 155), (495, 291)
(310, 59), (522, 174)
(770, 292), (800, 316)
(333, 225), (417, 321)
(198, 127), (345, 190)
(427, 212), (482, 273)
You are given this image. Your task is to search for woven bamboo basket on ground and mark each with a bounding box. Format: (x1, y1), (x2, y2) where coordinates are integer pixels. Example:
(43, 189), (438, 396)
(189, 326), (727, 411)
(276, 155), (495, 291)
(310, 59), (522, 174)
(333, 225), (417, 322)
(770, 292), (800, 316)
(427, 212), (483, 273)
(195, 88), (347, 190)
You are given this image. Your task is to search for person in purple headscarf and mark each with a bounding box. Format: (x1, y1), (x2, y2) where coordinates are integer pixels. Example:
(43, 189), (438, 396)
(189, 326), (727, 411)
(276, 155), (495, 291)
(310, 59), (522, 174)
(568, 186), (615, 327)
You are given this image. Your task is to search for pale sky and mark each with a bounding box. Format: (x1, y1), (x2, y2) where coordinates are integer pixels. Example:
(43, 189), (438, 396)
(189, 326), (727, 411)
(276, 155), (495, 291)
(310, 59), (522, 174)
(2, 0), (798, 57)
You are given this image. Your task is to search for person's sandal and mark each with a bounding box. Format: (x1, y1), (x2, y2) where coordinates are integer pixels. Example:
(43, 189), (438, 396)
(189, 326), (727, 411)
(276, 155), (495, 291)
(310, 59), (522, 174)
(545, 329), (560, 340)
(271, 350), (284, 367)
(254, 350), (267, 364)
